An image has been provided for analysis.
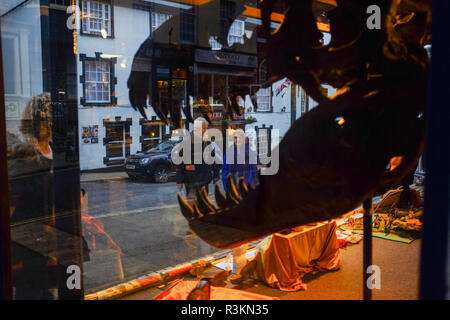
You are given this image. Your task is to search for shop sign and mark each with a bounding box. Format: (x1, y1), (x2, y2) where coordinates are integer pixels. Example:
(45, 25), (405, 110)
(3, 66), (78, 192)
(172, 68), (187, 79)
(5, 101), (19, 119)
(156, 65), (170, 78)
(195, 49), (257, 68)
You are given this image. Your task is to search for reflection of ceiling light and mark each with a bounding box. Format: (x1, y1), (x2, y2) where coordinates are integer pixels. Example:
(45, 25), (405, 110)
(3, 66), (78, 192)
(100, 54), (122, 59)
(101, 29), (107, 38)
(120, 59), (126, 68)
(144, 0), (192, 10)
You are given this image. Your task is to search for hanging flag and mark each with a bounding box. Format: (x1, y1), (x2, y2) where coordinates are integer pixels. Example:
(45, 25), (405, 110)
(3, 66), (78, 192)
(275, 79), (290, 96)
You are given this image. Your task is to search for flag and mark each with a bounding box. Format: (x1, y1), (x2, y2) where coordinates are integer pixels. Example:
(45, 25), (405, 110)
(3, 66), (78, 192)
(275, 79), (290, 96)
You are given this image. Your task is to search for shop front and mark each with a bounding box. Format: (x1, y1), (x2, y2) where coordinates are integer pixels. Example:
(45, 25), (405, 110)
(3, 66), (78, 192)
(194, 48), (256, 134)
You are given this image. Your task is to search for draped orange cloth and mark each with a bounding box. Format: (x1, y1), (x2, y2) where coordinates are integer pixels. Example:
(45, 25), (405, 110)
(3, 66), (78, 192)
(154, 279), (276, 300)
(252, 221), (341, 291)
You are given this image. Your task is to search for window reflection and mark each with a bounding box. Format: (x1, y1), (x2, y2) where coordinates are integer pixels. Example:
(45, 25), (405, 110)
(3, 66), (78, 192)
(1, 0), (342, 299)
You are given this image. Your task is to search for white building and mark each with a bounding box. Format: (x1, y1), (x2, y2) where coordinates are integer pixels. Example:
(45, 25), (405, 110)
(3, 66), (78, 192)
(244, 79), (336, 161)
(76, 0), (170, 170)
(244, 32), (336, 161)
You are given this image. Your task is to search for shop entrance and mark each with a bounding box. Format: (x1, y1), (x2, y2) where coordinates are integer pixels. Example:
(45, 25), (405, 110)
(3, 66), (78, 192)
(105, 124), (125, 160)
(103, 118), (132, 166)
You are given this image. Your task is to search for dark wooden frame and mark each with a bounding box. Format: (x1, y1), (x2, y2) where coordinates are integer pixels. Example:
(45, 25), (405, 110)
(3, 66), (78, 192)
(103, 117), (133, 166)
(79, 0), (115, 39)
(79, 52), (117, 107)
(0, 23), (13, 300)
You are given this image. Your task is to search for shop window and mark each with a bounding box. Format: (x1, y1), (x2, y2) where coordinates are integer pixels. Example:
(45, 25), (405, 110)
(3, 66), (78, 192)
(79, 53), (117, 106)
(198, 73), (212, 103)
(140, 118), (163, 151)
(213, 75), (227, 105)
(172, 79), (187, 109)
(151, 12), (173, 34)
(81, 0), (114, 38)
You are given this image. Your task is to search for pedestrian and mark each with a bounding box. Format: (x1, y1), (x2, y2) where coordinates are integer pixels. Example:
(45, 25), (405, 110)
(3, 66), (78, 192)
(175, 117), (220, 205)
(222, 135), (259, 191)
(221, 134), (259, 279)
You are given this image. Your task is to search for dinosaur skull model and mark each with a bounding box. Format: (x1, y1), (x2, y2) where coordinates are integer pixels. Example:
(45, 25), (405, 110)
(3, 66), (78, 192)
(128, 0), (430, 249)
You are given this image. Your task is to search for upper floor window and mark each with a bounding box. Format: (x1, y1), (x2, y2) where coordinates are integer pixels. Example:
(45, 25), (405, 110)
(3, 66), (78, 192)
(228, 19), (245, 46)
(81, 0), (113, 38)
(80, 53), (117, 106)
(151, 12), (173, 34)
(256, 60), (271, 112)
(180, 9), (195, 43)
(256, 87), (271, 112)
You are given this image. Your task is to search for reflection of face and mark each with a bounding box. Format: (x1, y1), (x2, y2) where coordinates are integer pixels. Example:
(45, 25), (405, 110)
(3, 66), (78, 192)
(234, 136), (244, 147)
(201, 122), (207, 135)
(194, 120), (208, 137)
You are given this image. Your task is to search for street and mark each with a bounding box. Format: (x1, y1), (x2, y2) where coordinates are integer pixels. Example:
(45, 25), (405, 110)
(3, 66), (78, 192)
(81, 178), (227, 293)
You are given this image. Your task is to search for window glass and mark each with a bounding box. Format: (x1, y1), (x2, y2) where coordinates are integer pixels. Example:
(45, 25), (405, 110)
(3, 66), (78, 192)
(82, 0), (112, 37)
(1, 0), (406, 301)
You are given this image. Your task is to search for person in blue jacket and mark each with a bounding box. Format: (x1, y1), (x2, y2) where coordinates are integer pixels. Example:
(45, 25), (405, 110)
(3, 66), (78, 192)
(222, 135), (259, 191)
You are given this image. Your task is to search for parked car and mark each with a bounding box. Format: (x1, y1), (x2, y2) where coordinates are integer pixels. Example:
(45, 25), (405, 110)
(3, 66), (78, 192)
(125, 140), (178, 183)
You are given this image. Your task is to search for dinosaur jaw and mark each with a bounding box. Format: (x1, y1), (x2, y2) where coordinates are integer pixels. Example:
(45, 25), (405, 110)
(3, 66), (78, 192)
(188, 219), (268, 249)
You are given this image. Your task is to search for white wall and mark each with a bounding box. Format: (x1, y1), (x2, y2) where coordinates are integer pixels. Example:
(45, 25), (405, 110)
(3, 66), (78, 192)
(245, 79), (337, 152)
(78, 106), (151, 170)
(76, 4), (155, 170)
(1, 0), (43, 136)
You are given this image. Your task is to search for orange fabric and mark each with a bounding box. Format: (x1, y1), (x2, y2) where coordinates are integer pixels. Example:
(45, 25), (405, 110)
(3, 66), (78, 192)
(154, 279), (276, 300)
(253, 221), (341, 291)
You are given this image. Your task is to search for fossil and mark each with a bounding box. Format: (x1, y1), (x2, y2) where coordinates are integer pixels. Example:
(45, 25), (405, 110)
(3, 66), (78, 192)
(128, 0), (430, 248)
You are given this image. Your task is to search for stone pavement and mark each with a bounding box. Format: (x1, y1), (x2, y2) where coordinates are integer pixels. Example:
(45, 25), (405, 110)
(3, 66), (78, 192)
(80, 171), (129, 183)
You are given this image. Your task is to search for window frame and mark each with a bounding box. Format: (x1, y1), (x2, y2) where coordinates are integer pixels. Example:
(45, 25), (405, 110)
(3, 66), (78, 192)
(227, 19), (245, 46)
(150, 11), (173, 35)
(256, 59), (272, 112)
(255, 124), (272, 164)
(79, 52), (117, 107)
(180, 8), (196, 44)
(256, 86), (272, 112)
(80, 0), (114, 39)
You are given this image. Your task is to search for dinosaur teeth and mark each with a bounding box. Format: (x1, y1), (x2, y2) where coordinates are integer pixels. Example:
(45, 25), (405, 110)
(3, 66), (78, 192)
(193, 202), (204, 218)
(215, 184), (227, 208)
(226, 175), (240, 201)
(177, 193), (194, 220)
(196, 187), (216, 214)
(200, 186), (217, 210)
(238, 177), (249, 197)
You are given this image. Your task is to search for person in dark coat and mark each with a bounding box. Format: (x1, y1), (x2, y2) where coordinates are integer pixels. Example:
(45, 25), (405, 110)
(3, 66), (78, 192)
(175, 117), (220, 204)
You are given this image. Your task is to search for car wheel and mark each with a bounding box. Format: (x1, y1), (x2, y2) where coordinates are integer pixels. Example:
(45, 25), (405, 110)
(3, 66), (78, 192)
(153, 165), (169, 183)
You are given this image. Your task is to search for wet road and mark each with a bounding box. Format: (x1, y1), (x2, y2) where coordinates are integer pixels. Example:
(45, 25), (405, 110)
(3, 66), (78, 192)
(80, 179), (226, 293)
